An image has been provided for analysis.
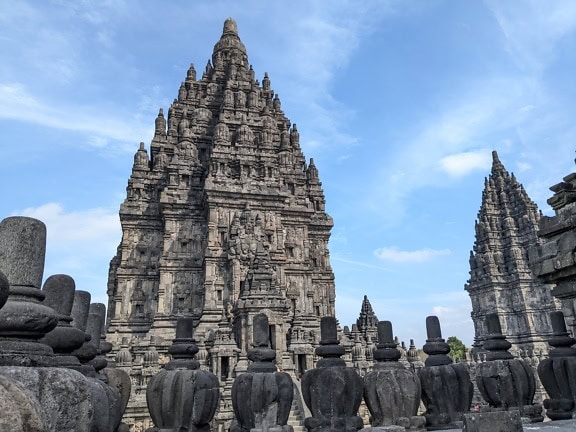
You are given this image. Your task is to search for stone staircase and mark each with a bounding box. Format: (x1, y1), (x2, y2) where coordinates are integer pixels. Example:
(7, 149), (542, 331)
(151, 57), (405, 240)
(288, 394), (306, 432)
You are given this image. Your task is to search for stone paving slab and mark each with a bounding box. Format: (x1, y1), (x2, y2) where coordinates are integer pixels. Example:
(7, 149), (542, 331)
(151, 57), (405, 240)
(524, 419), (576, 431)
(440, 419), (576, 431)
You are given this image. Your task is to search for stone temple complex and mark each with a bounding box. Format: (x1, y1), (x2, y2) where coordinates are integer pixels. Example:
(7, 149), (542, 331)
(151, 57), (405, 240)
(96, 17), (575, 431)
(466, 151), (560, 354)
(4, 14), (576, 432)
(105, 18), (335, 427)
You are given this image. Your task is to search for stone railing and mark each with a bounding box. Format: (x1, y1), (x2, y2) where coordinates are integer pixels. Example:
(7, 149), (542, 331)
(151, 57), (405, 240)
(0, 216), (131, 432)
(2, 215), (576, 432)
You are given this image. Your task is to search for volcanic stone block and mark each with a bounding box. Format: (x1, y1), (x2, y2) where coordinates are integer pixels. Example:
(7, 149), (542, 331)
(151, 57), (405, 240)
(302, 316), (364, 432)
(146, 317), (220, 431)
(0, 217), (58, 366)
(232, 313), (293, 432)
(476, 314), (542, 422)
(537, 311), (576, 420)
(39, 275), (86, 368)
(419, 316), (473, 430)
(462, 410), (523, 432)
(364, 321), (422, 427)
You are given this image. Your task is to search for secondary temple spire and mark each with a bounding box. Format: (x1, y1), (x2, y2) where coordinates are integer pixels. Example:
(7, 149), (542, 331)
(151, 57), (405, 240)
(466, 151), (559, 354)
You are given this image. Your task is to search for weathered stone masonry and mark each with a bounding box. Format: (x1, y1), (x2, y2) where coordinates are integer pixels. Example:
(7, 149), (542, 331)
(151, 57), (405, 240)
(105, 18), (335, 427)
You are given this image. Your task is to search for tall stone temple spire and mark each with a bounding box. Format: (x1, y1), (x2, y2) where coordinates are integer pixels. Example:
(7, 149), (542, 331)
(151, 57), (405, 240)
(465, 151), (559, 354)
(106, 18), (335, 429)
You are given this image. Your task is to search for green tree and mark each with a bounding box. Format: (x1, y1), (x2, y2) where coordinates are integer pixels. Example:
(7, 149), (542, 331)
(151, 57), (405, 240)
(447, 336), (467, 362)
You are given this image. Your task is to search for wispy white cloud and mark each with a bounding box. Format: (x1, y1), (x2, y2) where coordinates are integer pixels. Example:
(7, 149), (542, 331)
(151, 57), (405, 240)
(374, 246), (451, 263)
(15, 203), (119, 246)
(0, 82), (151, 151)
(486, 0), (576, 73)
(516, 161), (532, 172)
(248, 1), (399, 152)
(431, 291), (474, 341)
(332, 256), (390, 271)
(439, 150), (492, 177)
(12, 203), (121, 296)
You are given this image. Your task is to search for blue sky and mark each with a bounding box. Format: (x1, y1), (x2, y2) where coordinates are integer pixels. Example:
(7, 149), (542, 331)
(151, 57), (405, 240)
(1, 0), (575, 346)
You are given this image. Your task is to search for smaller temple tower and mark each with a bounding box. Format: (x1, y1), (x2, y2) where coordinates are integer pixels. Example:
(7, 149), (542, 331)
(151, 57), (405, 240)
(356, 295), (378, 342)
(466, 151), (559, 354)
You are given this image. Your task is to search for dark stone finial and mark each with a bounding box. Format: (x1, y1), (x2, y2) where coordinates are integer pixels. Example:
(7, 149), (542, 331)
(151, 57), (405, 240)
(537, 311), (576, 420)
(373, 321), (401, 362)
(419, 316), (473, 429)
(42, 274), (75, 317)
(426, 315), (442, 340)
(0, 270), (9, 311)
(0, 216), (58, 366)
(73, 306), (102, 369)
(550, 311), (569, 336)
(422, 315), (451, 367)
(175, 316), (194, 340)
(486, 313), (502, 335)
(365, 320), (422, 427)
(246, 313), (275, 372)
(166, 317), (199, 370)
(252, 313), (269, 347)
(315, 316), (345, 367)
(476, 315), (541, 421)
(483, 314), (513, 361)
(232, 312), (294, 432)
(320, 316), (338, 345)
(0, 216), (46, 290)
(88, 303), (108, 374)
(146, 317), (220, 430)
(223, 17), (238, 35)
(301, 316), (364, 432)
(186, 64), (196, 81)
(492, 150), (500, 163)
(71, 290), (91, 332)
(39, 275), (86, 368)
(377, 320), (394, 345)
(70, 294), (103, 375)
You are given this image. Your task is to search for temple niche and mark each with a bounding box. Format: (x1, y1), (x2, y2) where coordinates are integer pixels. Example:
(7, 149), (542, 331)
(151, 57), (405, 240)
(465, 151), (560, 356)
(105, 18), (335, 428)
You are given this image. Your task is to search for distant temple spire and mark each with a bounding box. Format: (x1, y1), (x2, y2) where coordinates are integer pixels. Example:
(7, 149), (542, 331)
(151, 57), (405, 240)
(466, 150), (559, 353)
(356, 295), (378, 341)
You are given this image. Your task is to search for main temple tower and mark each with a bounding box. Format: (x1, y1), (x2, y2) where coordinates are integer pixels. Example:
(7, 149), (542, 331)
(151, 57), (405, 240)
(106, 19), (335, 428)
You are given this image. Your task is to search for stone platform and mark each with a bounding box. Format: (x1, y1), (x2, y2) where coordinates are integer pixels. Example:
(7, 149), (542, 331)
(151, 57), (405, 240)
(438, 419), (576, 432)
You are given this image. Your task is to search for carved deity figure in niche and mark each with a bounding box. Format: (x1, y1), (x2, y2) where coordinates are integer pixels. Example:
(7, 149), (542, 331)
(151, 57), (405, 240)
(235, 124), (254, 146)
(235, 91), (246, 109)
(130, 281), (147, 319)
(179, 140), (199, 163)
(173, 273), (195, 314)
(207, 82), (217, 95)
(134, 232), (154, 263)
(248, 90), (259, 109)
(224, 89), (234, 108)
(214, 122), (230, 144)
(178, 110), (190, 136)
(134, 146), (149, 170)
(195, 107), (212, 124)
(284, 227), (302, 260)
(154, 148), (169, 170)
(178, 84), (187, 101)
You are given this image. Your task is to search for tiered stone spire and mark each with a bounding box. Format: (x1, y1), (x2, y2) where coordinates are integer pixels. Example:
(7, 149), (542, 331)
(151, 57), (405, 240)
(356, 295), (378, 341)
(106, 18), (335, 429)
(466, 151), (559, 353)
